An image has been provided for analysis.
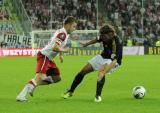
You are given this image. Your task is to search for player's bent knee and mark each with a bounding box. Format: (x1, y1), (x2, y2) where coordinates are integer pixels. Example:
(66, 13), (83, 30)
(42, 76), (54, 84)
(99, 69), (106, 75)
(52, 76), (61, 83)
(36, 73), (47, 81)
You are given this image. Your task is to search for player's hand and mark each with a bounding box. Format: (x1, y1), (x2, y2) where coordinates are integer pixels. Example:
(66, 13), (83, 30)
(111, 53), (116, 60)
(59, 55), (64, 63)
(79, 42), (87, 47)
(64, 47), (70, 53)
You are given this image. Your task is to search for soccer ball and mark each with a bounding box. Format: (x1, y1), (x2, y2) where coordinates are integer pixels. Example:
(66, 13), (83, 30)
(132, 86), (146, 99)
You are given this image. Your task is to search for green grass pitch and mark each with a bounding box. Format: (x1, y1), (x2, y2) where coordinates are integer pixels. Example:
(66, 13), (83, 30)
(0, 55), (160, 113)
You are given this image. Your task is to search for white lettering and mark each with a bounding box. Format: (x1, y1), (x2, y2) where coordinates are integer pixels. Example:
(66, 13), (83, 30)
(2, 50), (10, 56)
(0, 48), (41, 56)
(23, 49), (28, 55)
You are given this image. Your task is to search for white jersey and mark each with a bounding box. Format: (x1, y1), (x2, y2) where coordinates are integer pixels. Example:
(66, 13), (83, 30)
(41, 27), (69, 60)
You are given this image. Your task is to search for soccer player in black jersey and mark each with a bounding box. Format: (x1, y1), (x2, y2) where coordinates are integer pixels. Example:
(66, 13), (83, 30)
(63, 24), (123, 102)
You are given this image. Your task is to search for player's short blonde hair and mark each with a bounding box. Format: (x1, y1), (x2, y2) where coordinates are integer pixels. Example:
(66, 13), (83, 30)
(64, 16), (77, 25)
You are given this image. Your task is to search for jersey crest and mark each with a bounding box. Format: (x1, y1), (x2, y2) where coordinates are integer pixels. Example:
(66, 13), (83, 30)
(59, 34), (66, 41)
(56, 32), (66, 42)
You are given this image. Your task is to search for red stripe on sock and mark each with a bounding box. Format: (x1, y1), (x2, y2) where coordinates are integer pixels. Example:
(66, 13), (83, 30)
(28, 80), (36, 87)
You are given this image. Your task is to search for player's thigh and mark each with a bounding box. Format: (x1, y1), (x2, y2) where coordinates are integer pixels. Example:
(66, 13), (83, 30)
(98, 64), (108, 75)
(99, 64), (108, 72)
(100, 59), (117, 74)
(80, 63), (94, 74)
(46, 68), (61, 83)
(108, 63), (119, 74)
(88, 55), (109, 71)
(36, 52), (52, 75)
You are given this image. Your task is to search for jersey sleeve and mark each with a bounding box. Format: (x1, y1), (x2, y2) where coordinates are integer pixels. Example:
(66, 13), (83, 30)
(115, 36), (123, 65)
(55, 32), (66, 45)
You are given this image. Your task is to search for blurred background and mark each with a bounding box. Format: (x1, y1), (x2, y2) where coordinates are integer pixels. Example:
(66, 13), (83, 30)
(0, 0), (160, 55)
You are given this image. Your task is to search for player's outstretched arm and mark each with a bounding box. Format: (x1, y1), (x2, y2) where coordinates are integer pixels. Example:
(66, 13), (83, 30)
(53, 43), (70, 53)
(80, 39), (98, 47)
(59, 52), (64, 63)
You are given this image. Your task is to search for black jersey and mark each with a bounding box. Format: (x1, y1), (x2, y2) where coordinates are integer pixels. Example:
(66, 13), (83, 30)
(97, 36), (123, 65)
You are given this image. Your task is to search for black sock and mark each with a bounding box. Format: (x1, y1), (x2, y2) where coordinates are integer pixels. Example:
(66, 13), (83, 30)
(96, 76), (105, 96)
(69, 72), (85, 92)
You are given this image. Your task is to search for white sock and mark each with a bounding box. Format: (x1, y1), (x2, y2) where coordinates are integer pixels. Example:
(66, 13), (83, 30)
(31, 78), (37, 86)
(27, 84), (33, 91)
(27, 79), (37, 92)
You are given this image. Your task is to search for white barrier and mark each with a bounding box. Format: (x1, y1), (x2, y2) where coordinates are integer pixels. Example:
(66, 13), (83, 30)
(123, 46), (144, 55)
(0, 48), (40, 56)
(0, 46), (144, 56)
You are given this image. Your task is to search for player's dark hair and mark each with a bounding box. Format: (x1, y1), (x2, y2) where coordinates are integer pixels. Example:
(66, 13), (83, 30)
(100, 24), (115, 34)
(64, 16), (77, 25)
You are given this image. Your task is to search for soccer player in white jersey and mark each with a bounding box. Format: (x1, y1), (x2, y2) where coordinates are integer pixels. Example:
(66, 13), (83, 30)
(16, 16), (77, 102)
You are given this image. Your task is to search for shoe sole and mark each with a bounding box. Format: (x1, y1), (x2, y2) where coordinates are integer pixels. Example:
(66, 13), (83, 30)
(29, 92), (33, 97)
(16, 99), (27, 102)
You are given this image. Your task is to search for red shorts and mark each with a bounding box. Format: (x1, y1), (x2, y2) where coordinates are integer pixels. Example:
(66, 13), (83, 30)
(36, 51), (60, 76)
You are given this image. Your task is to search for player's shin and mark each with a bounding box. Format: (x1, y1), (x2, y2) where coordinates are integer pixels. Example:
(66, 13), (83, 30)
(96, 76), (105, 97)
(16, 78), (37, 101)
(63, 72), (85, 99)
(95, 76), (105, 102)
(69, 71), (85, 93)
(27, 78), (37, 97)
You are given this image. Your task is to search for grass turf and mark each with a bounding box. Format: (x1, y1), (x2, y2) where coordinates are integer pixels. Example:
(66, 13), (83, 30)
(0, 55), (160, 113)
